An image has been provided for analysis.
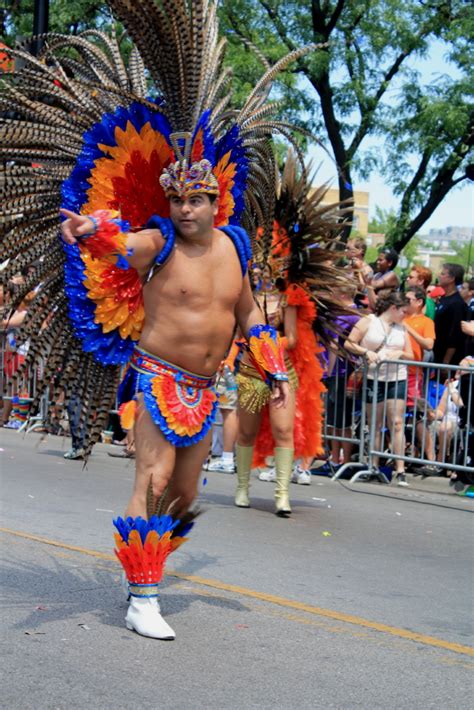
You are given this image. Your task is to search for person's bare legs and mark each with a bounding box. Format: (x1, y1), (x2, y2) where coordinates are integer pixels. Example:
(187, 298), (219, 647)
(166, 432), (212, 518)
(125, 430), (135, 454)
(237, 407), (262, 447)
(436, 421), (454, 463)
(124, 395), (176, 519)
(366, 402), (384, 469)
(268, 388), (295, 447)
(1, 398), (13, 425)
(222, 408), (238, 452)
(415, 421), (435, 461)
(386, 398), (406, 474)
(329, 433), (341, 464)
(329, 428), (353, 464)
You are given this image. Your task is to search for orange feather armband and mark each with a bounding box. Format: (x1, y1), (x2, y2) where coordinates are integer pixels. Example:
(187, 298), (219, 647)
(78, 209), (129, 267)
(245, 325), (288, 385)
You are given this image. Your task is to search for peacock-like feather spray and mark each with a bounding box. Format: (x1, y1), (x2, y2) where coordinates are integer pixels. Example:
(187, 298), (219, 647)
(1, 2), (321, 456)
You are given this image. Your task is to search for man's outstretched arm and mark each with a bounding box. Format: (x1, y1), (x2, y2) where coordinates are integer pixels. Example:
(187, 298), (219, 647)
(59, 209), (165, 274)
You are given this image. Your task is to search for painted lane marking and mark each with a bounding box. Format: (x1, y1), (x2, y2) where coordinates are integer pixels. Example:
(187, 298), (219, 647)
(1, 526), (473, 658)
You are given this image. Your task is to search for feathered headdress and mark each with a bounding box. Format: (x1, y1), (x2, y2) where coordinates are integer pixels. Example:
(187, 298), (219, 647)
(159, 133), (220, 197)
(256, 151), (357, 340)
(0, 2), (318, 456)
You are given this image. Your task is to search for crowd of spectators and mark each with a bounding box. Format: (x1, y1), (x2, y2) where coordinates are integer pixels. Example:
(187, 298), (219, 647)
(331, 241), (473, 486)
(2, 240), (473, 486)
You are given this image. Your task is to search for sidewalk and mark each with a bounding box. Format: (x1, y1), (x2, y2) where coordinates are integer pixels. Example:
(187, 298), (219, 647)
(405, 472), (473, 496)
(310, 460), (473, 504)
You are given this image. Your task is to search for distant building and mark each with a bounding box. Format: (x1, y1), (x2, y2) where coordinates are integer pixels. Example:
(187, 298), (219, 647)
(424, 226), (473, 251)
(366, 233), (386, 250)
(314, 186), (369, 236)
(415, 248), (457, 273)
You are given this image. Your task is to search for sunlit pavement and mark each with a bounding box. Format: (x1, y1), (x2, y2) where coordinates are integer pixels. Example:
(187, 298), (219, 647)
(1, 429), (473, 709)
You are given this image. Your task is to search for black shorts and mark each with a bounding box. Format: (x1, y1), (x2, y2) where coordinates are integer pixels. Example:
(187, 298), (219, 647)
(366, 378), (407, 404)
(326, 376), (354, 429)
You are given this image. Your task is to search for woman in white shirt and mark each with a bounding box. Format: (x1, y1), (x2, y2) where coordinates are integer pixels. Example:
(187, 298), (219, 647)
(345, 293), (413, 486)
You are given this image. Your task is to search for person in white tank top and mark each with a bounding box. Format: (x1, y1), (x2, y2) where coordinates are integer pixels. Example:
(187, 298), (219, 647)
(345, 292), (413, 486)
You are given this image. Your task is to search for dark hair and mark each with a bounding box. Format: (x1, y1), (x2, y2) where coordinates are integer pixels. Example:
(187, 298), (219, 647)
(275, 277), (287, 292)
(406, 286), (426, 305)
(375, 291), (408, 316)
(469, 279), (474, 291)
(379, 248), (399, 269)
(442, 262), (464, 286)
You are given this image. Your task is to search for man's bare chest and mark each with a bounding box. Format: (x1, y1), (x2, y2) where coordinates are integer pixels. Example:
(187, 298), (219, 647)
(144, 246), (242, 308)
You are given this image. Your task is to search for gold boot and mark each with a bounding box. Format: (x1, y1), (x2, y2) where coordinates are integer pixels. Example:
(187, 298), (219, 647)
(235, 444), (253, 508)
(274, 447), (294, 517)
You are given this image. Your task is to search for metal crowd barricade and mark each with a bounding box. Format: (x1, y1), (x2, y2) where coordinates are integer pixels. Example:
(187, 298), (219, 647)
(323, 359), (378, 479)
(328, 356), (474, 483)
(0, 328), (48, 433)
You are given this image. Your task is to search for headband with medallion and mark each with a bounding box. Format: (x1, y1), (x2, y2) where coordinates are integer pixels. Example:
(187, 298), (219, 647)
(159, 133), (220, 198)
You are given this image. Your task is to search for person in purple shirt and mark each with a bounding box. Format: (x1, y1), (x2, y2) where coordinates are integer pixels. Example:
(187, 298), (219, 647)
(325, 286), (361, 465)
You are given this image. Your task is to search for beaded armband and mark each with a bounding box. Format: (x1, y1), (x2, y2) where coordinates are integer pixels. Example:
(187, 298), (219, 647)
(246, 324), (288, 385)
(77, 209), (130, 268)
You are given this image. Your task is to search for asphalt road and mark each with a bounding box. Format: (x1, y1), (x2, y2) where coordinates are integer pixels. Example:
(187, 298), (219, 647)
(1, 429), (473, 709)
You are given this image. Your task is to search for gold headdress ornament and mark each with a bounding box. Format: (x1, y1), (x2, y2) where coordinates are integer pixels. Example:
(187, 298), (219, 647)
(159, 133), (220, 198)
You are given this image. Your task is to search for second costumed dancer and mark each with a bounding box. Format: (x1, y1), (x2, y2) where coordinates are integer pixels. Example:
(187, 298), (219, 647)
(235, 154), (352, 516)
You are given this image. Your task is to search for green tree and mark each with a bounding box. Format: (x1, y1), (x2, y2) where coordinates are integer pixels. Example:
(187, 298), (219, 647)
(368, 206), (398, 235)
(448, 241), (474, 277)
(401, 236), (422, 265)
(1, 0), (108, 45)
(219, 0), (473, 244)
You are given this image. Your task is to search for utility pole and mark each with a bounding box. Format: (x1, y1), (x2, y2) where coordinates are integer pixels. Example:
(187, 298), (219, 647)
(32, 0), (49, 56)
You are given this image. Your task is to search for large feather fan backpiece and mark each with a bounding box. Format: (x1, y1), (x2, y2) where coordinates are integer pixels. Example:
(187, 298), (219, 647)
(0, 1), (318, 456)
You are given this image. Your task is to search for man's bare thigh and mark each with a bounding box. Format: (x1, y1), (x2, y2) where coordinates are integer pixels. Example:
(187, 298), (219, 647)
(133, 395), (176, 488)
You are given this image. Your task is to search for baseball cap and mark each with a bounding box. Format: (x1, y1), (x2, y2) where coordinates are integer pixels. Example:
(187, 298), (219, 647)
(428, 286), (445, 298)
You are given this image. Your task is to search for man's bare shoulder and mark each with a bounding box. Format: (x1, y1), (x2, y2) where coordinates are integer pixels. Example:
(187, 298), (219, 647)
(212, 227), (231, 241)
(133, 227), (164, 241)
(212, 227), (243, 254)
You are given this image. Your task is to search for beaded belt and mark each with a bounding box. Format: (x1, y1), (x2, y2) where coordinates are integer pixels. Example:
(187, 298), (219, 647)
(130, 347), (217, 389)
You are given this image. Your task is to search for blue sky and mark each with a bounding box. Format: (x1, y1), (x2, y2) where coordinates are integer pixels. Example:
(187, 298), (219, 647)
(307, 40), (473, 234)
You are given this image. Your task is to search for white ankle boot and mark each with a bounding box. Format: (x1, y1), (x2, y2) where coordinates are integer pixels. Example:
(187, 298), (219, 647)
(121, 572), (162, 610)
(125, 596), (175, 640)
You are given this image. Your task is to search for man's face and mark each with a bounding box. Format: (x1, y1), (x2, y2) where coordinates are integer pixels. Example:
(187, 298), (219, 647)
(437, 267), (453, 289)
(405, 291), (422, 316)
(406, 270), (421, 288)
(376, 252), (390, 272)
(169, 193), (218, 237)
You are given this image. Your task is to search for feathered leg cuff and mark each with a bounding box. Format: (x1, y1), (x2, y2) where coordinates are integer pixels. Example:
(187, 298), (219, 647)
(113, 514), (195, 597)
(245, 325), (288, 385)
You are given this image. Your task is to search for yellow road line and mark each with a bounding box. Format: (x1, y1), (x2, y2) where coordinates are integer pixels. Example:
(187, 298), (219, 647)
(2, 526), (473, 659)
